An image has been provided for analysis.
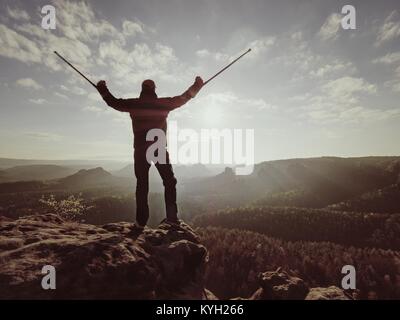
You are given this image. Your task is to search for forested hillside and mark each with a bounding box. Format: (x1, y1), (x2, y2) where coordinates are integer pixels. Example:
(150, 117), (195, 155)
(197, 227), (400, 299)
(194, 207), (400, 249)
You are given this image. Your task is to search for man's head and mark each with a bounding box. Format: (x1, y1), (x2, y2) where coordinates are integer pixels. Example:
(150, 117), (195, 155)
(140, 79), (157, 98)
(142, 79), (156, 92)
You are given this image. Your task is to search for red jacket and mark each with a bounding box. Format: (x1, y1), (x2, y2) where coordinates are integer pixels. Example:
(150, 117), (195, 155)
(99, 81), (202, 133)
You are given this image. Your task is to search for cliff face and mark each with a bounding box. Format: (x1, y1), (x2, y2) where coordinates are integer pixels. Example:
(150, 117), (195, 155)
(0, 214), (209, 299)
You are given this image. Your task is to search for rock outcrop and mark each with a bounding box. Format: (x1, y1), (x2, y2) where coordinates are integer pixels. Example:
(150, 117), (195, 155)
(235, 268), (350, 300)
(248, 268), (309, 300)
(0, 214), (209, 299)
(305, 286), (351, 300)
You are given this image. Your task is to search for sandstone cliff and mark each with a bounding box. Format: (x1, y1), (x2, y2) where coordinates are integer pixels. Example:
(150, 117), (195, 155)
(0, 214), (209, 299)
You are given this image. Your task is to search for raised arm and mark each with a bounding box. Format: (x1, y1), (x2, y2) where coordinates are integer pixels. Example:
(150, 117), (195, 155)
(157, 76), (204, 110)
(96, 80), (138, 112)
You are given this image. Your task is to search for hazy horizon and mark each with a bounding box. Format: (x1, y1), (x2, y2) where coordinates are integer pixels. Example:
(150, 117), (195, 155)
(1, 154), (400, 164)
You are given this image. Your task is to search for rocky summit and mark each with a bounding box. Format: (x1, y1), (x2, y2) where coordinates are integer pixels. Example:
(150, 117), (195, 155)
(0, 214), (209, 299)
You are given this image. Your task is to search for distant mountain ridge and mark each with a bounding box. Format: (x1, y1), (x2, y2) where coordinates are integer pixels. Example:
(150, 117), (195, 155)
(183, 156), (400, 210)
(0, 167), (130, 193)
(57, 167), (114, 189)
(0, 158), (129, 171)
(0, 165), (76, 182)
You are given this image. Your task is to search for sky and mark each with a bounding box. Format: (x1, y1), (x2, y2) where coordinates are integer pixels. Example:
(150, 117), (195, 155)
(0, 0), (400, 163)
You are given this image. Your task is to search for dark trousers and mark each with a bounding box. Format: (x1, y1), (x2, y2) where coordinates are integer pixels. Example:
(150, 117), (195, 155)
(134, 142), (178, 226)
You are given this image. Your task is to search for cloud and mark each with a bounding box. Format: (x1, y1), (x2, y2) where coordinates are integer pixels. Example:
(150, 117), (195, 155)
(85, 20), (122, 41)
(16, 78), (43, 90)
(5, 1), (120, 73)
(196, 36), (275, 62)
(29, 98), (46, 105)
(322, 76), (376, 102)
(373, 52), (400, 64)
(53, 0), (95, 42)
(384, 78), (400, 93)
(99, 40), (129, 63)
(84, 104), (130, 124)
(247, 37), (275, 57)
(7, 7), (30, 21)
(2, 1), (191, 95)
(266, 31), (357, 84)
(60, 84), (88, 95)
(84, 105), (104, 113)
(289, 93), (312, 102)
(122, 20), (144, 37)
(309, 60), (355, 78)
(267, 31), (321, 82)
(372, 51), (400, 93)
(49, 36), (93, 72)
(376, 11), (400, 45)
(88, 92), (102, 101)
(193, 30), (380, 127)
(0, 24), (41, 64)
(196, 49), (210, 58)
(390, 82), (400, 92)
(54, 92), (68, 99)
(291, 76), (386, 125)
(49, 1), (142, 42)
(338, 106), (400, 123)
(7, 21), (92, 72)
(70, 86), (87, 95)
(84, 104), (118, 116)
(98, 40), (181, 85)
(318, 13), (342, 41)
(24, 131), (63, 141)
(193, 91), (274, 114)
(291, 31), (303, 42)
(306, 105), (400, 124)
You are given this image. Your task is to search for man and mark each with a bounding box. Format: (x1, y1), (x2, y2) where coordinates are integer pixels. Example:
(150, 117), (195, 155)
(96, 76), (204, 228)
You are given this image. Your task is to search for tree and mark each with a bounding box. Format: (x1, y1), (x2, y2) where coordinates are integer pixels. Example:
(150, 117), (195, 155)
(39, 194), (93, 221)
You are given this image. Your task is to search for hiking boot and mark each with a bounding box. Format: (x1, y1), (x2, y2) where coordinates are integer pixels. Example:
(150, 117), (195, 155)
(128, 223), (145, 237)
(160, 218), (181, 227)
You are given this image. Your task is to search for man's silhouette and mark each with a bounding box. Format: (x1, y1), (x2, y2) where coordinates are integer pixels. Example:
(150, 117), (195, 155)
(96, 77), (203, 228)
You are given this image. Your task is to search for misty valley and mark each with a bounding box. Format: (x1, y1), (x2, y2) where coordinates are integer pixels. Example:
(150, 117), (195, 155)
(0, 156), (399, 299)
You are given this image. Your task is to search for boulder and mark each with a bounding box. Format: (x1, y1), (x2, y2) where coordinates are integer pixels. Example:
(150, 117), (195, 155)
(249, 267), (309, 300)
(305, 286), (351, 300)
